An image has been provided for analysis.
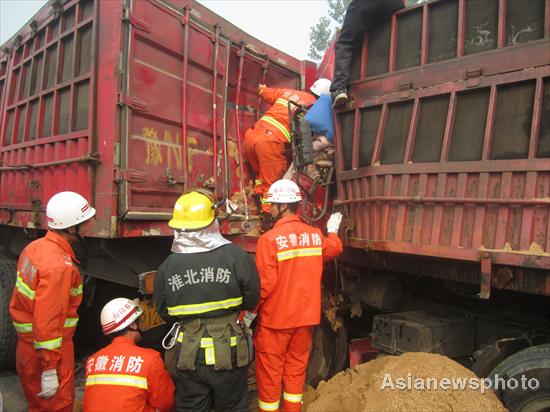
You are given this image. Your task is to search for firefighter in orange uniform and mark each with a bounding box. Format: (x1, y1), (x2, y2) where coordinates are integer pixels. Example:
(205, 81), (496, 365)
(244, 78), (331, 215)
(253, 179), (343, 411)
(9, 191), (96, 412)
(83, 298), (175, 412)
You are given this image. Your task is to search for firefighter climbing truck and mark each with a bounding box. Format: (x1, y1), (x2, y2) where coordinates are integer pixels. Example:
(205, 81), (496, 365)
(0, 0), (320, 368)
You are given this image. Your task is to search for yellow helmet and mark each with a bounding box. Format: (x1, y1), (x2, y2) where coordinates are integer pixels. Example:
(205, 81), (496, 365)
(169, 190), (215, 230)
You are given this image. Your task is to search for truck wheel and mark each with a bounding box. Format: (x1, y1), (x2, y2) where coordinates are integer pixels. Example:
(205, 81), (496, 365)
(0, 255), (17, 369)
(306, 316), (348, 387)
(489, 344), (550, 412)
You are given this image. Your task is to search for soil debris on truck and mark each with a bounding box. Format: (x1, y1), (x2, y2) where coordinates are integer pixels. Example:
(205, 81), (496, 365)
(304, 352), (508, 412)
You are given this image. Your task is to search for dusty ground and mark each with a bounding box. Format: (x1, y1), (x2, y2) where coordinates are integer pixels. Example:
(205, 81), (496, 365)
(0, 361), (256, 411)
(2, 353), (507, 412)
(304, 352), (507, 412)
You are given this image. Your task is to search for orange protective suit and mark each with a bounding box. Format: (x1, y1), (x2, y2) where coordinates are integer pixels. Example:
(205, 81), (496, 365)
(83, 336), (175, 412)
(244, 88), (316, 211)
(9, 230), (83, 412)
(254, 215), (343, 411)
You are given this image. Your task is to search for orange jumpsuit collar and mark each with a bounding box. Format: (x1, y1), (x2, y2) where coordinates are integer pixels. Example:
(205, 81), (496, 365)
(110, 335), (137, 346)
(45, 230), (78, 262)
(272, 214), (301, 228)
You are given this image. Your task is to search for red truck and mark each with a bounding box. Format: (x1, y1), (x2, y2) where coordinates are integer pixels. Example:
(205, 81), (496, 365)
(0, 0), (316, 366)
(321, 0), (550, 410)
(0, 0), (549, 410)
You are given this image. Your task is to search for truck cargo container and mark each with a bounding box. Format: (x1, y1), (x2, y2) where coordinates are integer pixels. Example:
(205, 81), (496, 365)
(326, 0), (550, 410)
(0, 0), (330, 374)
(1, 0), (550, 410)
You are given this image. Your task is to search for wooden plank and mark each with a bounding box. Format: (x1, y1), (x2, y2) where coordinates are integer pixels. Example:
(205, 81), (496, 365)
(450, 172), (468, 246)
(472, 172), (489, 248)
(494, 171), (512, 249)
(430, 173), (446, 245)
(395, 174), (410, 241)
(519, 171), (537, 250)
(529, 77), (544, 158)
(412, 173), (428, 244)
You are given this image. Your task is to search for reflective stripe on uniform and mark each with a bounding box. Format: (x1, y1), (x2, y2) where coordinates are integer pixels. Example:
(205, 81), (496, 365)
(276, 98), (299, 114)
(255, 179), (263, 187)
(260, 116), (291, 142)
(258, 399), (280, 411)
(202, 336), (237, 365)
(64, 317), (79, 328)
(175, 333), (238, 347)
(34, 337), (62, 350)
(175, 334), (238, 366)
(70, 285), (83, 296)
(86, 374), (148, 390)
(276, 247), (322, 262)
(15, 276), (35, 300)
(199, 336), (237, 347)
(167, 296), (243, 316)
(14, 318), (79, 334)
(283, 392), (303, 403)
(204, 346), (215, 365)
(13, 322), (32, 333)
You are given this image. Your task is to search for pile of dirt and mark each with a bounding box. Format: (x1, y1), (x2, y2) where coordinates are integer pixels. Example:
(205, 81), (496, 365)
(304, 352), (507, 412)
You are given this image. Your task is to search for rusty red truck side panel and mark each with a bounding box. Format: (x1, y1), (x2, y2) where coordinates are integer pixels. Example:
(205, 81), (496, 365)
(334, 0), (550, 294)
(0, 0), (308, 240)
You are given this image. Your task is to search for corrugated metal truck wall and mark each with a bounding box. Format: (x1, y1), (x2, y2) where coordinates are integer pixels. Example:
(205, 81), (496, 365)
(335, 0), (550, 276)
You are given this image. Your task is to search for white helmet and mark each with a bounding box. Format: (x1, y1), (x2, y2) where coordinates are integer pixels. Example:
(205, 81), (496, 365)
(46, 191), (96, 229)
(266, 179), (302, 204)
(310, 78), (331, 97)
(100, 298), (143, 335)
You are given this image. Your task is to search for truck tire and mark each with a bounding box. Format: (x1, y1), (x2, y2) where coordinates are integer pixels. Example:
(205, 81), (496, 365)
(489, 344), (550, 412)
(0, 255), (17, 369)
(306, 316), (348, 387)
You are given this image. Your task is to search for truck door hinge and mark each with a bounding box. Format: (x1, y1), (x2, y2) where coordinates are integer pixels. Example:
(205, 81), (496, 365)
(478, 253), (492, 299)
(121, 7), (151, 32)
(117, 92), (148, 112)
(398, 82), (412, 99)
(465, 68), (482, 88)
(114, 168), (148, 183)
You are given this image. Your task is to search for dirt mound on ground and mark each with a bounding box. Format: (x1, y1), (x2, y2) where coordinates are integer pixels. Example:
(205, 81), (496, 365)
(304, 352), (507, 412)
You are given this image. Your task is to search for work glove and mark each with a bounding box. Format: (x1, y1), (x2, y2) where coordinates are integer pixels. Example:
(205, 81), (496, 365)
(243, 311), (257, 329)
(238, 310), (257, 330)
(37, 369), (59, 399)
(327, 212), (343, 234)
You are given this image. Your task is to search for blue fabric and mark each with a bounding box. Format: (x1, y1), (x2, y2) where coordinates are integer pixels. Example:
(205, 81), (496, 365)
(304, 94), (334, 141)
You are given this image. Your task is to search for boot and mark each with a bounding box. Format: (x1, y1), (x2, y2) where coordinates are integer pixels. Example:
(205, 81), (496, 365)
(332, 89), (348, 107)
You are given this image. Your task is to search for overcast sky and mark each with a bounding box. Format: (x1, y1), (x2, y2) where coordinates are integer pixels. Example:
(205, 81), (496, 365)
(0, 0), (329, 60)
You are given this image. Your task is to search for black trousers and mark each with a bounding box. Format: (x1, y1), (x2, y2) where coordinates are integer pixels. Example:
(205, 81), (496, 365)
(331, 0), (405, 93)
(175, 363), (249, 412)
